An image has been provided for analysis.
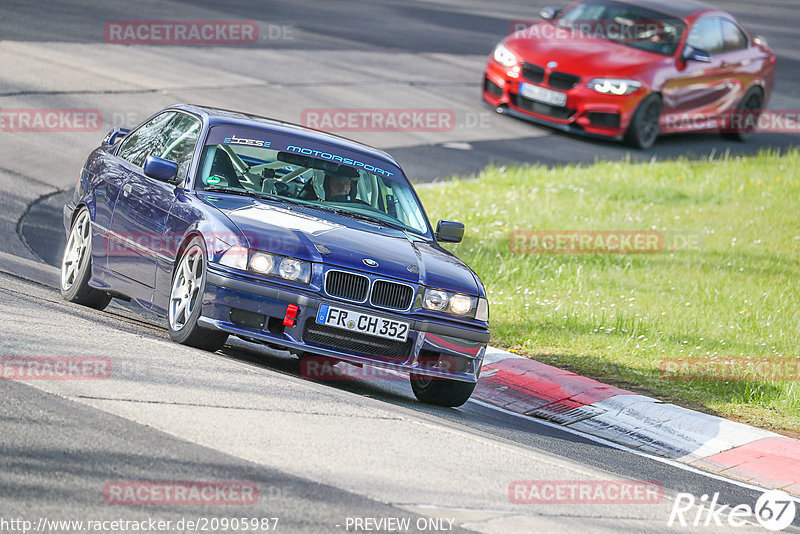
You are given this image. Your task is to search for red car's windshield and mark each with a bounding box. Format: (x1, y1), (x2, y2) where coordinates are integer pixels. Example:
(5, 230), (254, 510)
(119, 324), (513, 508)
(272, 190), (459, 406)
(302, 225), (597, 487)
(557, 0), (687, 56)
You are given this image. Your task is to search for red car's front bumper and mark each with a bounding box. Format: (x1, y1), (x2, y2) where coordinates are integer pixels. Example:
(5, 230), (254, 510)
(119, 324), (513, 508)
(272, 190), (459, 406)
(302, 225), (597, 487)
(482, 59), (648, 140)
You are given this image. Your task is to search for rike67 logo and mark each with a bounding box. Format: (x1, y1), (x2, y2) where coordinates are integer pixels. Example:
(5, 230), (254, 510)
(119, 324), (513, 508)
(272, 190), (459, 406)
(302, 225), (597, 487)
(669, 489), (797, 531)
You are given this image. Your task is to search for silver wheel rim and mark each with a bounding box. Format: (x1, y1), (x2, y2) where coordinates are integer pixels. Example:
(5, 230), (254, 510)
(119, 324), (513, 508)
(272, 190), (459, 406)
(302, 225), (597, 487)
(169, 244), (203, 331)
(61, 210), (91, 291)
(640, 101), (660, 146)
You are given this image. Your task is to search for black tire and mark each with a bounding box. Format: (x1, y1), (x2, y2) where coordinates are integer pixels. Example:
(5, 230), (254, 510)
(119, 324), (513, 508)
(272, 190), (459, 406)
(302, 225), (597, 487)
(168, 237), (228, 352)
(625, 94), (662, 149)
(60, 207), (112, 310)
(722, 87), (764, 142)
(410, 373), (476, 407)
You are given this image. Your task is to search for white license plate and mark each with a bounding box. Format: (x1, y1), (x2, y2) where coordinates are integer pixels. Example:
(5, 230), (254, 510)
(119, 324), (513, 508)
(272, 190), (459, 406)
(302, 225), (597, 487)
(316, 304), (410, 342)
(519, 83), (567, 107)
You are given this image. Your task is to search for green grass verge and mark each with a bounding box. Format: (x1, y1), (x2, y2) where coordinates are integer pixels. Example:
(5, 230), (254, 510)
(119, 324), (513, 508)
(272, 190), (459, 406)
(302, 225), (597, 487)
(417, 150), (800, 434)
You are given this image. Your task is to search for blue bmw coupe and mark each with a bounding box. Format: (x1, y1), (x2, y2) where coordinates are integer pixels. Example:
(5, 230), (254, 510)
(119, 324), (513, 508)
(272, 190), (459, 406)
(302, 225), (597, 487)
(61, 105), (489, 406)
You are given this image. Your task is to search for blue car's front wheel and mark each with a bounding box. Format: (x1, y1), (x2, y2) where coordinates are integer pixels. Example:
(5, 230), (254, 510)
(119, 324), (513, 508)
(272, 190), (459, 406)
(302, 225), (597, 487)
(410, 373), (476, 408)
(168, 237), (228, 352)
(60, 207), (111, 310)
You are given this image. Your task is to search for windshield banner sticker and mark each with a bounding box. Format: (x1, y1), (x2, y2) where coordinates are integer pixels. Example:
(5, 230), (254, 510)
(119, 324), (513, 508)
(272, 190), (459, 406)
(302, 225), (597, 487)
(207, 126), (399, 178)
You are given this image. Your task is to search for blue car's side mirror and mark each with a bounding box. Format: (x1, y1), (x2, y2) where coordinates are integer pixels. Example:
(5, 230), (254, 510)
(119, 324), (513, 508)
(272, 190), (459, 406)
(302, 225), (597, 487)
(103, 127), (130, 146)
(436, 220), (465, 243)
(143, 155), (180, 184)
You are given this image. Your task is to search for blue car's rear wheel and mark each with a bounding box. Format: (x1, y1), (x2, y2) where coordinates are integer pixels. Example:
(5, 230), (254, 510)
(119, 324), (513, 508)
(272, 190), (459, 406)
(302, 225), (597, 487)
(60, 207), (111, 310)
(168, 237), (228, 352)
(410, 373), (476, 407)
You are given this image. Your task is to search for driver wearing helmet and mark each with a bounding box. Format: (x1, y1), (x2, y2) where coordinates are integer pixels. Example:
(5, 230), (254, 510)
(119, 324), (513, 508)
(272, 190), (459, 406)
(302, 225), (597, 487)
(324, 166), (360, 202)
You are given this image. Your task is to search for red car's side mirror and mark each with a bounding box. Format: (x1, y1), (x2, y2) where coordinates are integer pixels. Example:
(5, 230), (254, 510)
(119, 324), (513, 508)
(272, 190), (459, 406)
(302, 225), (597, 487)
(682, 45), (712, 63)
(540, 7), (562, 21)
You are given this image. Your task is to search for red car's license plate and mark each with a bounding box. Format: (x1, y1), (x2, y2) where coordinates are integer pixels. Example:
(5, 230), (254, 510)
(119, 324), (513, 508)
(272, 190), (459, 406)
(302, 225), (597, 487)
(519, 83), (567, 107)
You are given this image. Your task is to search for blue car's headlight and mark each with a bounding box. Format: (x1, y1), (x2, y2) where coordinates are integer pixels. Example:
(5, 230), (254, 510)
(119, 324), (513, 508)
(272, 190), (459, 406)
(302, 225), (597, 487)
(587, 78), (642, 96)
(250, 251), (275, 274)
(219, 246), (248, 270)
(423, 288), (488, 320)
(219, 247), (311, 284)
(277, 257), (308, 283)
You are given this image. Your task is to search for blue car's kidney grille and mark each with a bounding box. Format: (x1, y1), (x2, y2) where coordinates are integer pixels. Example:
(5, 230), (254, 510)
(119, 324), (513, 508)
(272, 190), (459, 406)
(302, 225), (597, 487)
(371, 280), (414, 310)
(325, 270), (369, 302)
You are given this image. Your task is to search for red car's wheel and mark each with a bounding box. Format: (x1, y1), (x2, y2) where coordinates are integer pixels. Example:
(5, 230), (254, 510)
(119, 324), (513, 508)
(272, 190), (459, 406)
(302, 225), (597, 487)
(723, 87), (764, 142)
(625, 94), (662, 150)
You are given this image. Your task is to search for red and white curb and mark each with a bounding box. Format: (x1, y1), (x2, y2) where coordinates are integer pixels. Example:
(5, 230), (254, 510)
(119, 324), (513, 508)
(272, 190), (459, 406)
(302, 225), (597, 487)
(476, 347), (800, 496)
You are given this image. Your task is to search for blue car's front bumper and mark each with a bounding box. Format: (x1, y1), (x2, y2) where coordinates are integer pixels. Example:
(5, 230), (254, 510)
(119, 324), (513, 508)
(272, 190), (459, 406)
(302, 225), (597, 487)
(199, 266), (489, 383)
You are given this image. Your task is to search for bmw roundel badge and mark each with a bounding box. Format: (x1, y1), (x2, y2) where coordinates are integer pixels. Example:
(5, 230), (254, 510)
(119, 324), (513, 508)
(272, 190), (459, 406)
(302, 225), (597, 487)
(363, 258), (379, 267)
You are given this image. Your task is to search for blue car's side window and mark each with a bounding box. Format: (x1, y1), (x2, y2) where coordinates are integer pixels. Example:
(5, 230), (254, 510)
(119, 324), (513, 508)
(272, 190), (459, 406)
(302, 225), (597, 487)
(157, 113), (202, 182)
(116, 112), (176, 167)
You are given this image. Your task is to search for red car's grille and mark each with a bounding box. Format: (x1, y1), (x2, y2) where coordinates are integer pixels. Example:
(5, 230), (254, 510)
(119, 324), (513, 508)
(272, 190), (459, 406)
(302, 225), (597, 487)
(484, 76), (503, 97)
(548, 71), (581, 91)
(510, 93), (575, 120)
(522, 63), (580, 91)
(587, 112), (621, 129)
(522, 62), (545, 83)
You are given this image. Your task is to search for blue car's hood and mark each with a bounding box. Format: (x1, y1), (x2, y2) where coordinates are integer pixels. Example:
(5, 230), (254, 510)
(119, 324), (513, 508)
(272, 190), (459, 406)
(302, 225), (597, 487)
(203, 194), (482, 296)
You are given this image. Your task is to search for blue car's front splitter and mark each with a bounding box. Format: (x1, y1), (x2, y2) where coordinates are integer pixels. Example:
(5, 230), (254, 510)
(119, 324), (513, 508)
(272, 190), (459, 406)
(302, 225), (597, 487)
(199, 268), (489, 383)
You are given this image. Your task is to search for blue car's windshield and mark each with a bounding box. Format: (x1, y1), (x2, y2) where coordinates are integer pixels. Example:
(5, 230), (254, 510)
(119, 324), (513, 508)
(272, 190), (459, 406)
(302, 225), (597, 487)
(194, 127), (430, 236)
(557, 0), (686, 56)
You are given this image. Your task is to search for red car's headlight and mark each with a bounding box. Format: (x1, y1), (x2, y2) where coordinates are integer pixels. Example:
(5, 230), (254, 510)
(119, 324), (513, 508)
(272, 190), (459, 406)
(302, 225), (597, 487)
(492, 43), (519, 67)
(587, 78), (642, 95)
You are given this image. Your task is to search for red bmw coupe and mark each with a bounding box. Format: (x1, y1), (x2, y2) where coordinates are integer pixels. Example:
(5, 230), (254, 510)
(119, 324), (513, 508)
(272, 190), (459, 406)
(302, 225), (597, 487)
(483, 0), (776, 148)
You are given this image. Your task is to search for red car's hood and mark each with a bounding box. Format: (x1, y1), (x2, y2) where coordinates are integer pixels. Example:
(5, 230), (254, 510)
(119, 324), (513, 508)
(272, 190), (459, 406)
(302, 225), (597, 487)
(505, 23), (663, 78)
